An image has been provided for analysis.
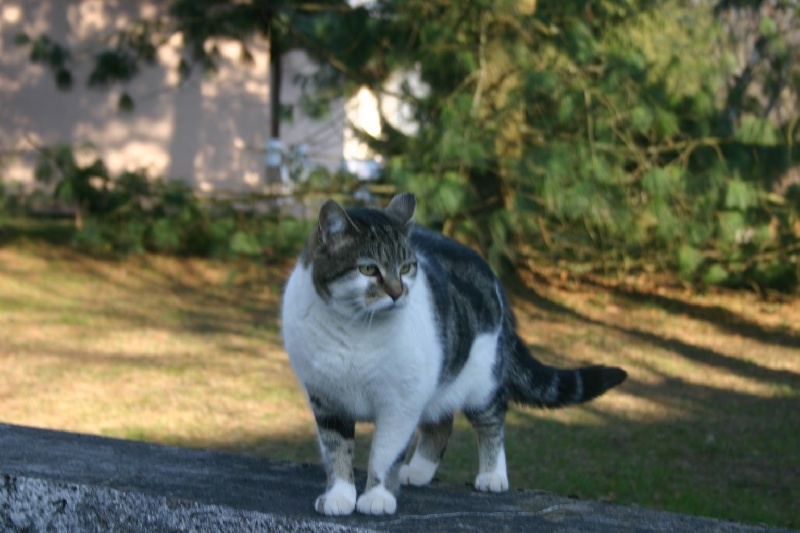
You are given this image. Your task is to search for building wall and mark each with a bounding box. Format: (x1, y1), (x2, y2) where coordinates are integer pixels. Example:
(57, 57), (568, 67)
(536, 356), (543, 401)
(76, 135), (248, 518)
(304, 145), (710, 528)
(0, 0), (346, 194)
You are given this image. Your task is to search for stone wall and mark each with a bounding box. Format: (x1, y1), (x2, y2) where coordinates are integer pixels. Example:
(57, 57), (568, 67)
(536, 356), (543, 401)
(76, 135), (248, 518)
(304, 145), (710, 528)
(0, 424), (790, 532)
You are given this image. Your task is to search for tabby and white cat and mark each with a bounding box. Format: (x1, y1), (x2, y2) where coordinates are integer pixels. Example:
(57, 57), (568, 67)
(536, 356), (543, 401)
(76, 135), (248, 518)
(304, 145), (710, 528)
(281, 193), (626, 516)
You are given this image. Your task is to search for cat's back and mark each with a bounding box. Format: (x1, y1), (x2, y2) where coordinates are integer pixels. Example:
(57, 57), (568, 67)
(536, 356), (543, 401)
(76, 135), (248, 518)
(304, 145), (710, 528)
(410, 226), (493, 274)
(409, 226), (505, 328)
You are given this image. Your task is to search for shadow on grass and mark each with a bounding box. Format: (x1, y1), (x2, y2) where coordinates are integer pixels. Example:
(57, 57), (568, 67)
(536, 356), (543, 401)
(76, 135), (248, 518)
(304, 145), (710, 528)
(0, 239), (285, 341)
(134, 273), (798, 529)
(0, 218), (78, 247)
(581, 278), (800, 350)
(160, 379), (799, 530)
(510, 280), (800, 390)
(0, 218), (287, 334)
(3, 237), (798, 528)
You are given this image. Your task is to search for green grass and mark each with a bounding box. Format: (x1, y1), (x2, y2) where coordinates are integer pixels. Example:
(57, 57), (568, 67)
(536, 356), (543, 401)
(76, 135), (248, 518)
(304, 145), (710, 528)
(0, 236), (797, 529)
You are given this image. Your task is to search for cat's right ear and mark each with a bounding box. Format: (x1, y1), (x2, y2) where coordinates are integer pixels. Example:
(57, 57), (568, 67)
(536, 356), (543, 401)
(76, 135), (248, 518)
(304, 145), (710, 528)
(385, 193), (416, 228)
(318, 200), (354, 254)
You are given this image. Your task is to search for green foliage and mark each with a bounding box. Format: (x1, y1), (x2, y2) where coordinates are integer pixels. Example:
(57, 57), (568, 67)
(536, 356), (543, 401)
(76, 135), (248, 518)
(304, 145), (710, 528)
(678, 245), (706, 280)
(20, 33), (72, 90)
(14, 0), (800, 292)
(24, 146), (313, 261)
(33, 145), (110, 214)
(703, 263), (729, 285)
(328, 0), (799, 292)
(735, 117), (780, 145)
(88, 50), (140, 88)
(724, 178), (759, 211)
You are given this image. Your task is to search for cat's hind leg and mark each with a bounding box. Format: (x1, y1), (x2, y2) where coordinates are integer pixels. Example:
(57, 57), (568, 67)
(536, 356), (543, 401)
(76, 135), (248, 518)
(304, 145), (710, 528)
(465, 404), (509, 492)
(399, 415), (453, 486)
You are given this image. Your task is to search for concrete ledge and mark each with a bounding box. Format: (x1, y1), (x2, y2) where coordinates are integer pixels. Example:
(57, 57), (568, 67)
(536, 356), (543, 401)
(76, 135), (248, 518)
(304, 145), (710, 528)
(0, 424), (790, 532)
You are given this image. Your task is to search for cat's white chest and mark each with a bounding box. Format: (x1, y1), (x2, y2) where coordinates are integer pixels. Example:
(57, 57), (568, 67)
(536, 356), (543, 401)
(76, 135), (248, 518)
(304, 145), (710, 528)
(281, 265), (440, 420)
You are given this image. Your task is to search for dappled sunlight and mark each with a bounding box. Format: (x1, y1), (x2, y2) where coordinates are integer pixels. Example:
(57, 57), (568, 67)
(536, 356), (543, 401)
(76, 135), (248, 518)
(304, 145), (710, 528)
(507, 404), (618, 428)
(1, 244), (797, 527)
(1, 4), (22, 26)
(0, 244), (296, 438)
(0, 2), (285, 192)
(69, 0), (123, 38)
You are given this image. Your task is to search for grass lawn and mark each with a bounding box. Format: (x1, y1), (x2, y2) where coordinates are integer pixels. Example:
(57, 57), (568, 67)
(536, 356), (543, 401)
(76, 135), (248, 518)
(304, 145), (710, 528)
(0, 235), (797, 529)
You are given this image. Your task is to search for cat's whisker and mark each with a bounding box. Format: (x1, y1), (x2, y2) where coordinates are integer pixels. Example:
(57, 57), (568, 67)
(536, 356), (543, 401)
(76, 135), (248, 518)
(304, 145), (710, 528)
(347, 303), (372, 328)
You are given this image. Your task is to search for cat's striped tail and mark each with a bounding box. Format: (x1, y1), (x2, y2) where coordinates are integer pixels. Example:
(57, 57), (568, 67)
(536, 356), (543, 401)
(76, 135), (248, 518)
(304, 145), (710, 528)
(507, 336), (627, 408)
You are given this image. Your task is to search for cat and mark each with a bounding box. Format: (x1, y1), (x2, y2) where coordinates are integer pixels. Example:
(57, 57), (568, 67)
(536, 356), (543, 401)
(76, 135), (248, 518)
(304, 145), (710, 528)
(281, 193), (627, 516)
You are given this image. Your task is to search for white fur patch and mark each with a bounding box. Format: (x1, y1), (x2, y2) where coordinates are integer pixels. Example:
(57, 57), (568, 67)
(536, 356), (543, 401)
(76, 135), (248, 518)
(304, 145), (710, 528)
(422, 330), (500, 422)
(356, 485), (397, 515)
(399, 455), (438, 486)
(282, 264), (441, 422)
(475, 472), (509, 492)
(475, 448), (508, 492)
(314, 479), (357, 516)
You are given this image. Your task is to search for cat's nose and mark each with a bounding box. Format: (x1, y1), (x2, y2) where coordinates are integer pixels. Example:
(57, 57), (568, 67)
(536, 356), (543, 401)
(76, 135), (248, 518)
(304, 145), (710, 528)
(388, 289), (403, 301)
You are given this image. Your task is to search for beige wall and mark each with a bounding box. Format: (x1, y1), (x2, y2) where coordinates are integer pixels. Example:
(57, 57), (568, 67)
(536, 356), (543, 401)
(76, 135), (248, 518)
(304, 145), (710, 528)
(0, 0), (346, 193)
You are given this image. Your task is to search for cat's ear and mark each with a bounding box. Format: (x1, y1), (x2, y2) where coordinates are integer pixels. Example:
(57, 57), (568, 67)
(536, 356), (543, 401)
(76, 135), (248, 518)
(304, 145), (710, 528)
(318, 200), (355, 253)
(385, 193), (416, 228)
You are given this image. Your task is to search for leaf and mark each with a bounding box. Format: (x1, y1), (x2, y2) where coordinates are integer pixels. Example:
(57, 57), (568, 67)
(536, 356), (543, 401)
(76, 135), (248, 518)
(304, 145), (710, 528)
(178, 58), (192, 81)
(678, 245), (705, 278)
(642, 167), (680, 198)
(648, 199), (681, 242)
(151, 218), (181, 253)
(725, 180), (758, 211)
(758, 16), (777, 38)
(34, 161), (55, 184)
(54, 180), (76, 203)
(566, 20), (597, 64)
(630, 106), (653, 134)
(55, 68), (73, 90)
(654, 108), (679, 137)
(556, 95), (575, 124)
(14, 32), (30, 46)
(230, 231), (261, 257)
(718, 211), (746, 244)
(118, 93), (135, 113)
(735, 117), (779, 145)
(690, 91), (714, 119)
(703, 264), (729, 285)
(88, 50), (139, 87)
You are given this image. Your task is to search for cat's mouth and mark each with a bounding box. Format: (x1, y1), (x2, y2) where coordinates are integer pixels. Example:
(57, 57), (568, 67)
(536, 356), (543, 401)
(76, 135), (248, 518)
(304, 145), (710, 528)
(368, 296), (408, 314)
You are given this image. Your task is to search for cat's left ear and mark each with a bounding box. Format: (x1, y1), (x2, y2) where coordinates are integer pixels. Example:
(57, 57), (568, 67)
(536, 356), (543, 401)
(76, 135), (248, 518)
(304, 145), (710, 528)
(318, 200), (355, 253)
(385, 193), (416, 229)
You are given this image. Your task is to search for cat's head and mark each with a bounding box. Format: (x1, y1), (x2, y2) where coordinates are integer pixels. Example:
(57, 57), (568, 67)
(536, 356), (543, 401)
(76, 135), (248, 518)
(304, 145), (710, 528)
(303, 193), (418, 318)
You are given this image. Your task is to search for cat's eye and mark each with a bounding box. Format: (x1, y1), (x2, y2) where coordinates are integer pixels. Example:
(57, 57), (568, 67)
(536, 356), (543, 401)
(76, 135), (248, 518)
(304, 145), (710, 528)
(358, 265), (379, 276)
(399, 262), (416, 275)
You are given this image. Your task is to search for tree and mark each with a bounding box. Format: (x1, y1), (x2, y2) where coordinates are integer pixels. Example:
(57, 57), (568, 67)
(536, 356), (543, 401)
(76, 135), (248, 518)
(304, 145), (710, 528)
(19, 0), (355, 118)
(327, 0), (799, 290)
(18, 0), (800, 291)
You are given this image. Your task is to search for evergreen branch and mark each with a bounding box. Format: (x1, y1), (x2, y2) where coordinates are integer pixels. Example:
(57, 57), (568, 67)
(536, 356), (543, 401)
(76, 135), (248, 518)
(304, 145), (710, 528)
(471, 11), (487, 118)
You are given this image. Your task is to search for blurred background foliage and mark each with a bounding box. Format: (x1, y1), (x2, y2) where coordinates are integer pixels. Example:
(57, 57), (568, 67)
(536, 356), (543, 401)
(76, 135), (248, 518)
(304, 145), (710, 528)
(4, 0), (799, 292)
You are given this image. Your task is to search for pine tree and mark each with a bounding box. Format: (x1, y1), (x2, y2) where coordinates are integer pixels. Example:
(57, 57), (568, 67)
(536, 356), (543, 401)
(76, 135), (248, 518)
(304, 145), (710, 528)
(18, 0), (800, 291)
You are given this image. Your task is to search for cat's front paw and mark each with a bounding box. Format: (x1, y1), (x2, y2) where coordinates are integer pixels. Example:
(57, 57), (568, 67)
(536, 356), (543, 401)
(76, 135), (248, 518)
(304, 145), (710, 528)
(356, 485), (397, 515)
(314, 481), (357, 516)
(474, 472), (509, 493)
